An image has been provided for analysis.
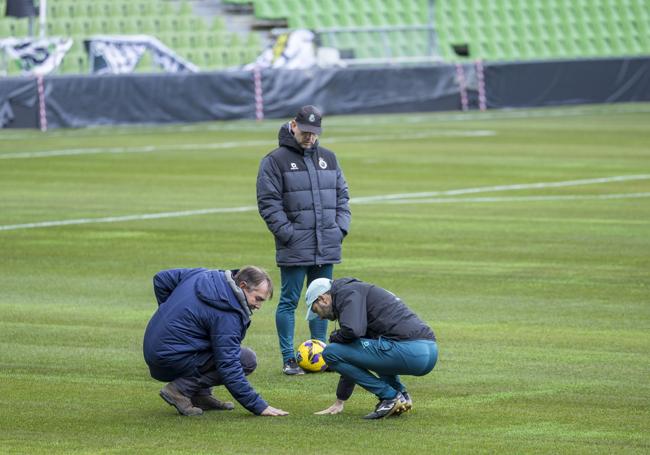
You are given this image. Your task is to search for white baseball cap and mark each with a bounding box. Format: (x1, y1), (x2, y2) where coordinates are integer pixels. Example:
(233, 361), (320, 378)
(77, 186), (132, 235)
(305, 278), (332, 321)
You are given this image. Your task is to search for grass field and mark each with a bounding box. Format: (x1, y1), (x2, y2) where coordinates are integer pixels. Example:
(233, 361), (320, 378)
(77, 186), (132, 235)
(1, 103), (649, 454)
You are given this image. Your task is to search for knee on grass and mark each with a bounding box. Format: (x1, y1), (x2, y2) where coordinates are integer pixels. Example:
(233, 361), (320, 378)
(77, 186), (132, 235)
(241, 347), (258, 376)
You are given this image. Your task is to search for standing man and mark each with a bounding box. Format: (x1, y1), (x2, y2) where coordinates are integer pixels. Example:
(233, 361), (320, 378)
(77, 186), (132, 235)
(305, 277), (438, 419)
(143, 266), (288, 417)
(257, 105), (351, 375)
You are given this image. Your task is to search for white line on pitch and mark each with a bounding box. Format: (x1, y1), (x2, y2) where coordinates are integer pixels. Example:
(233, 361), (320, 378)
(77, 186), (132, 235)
(384, 192), (650, 204)
(1, 174), (648, 231)
(351, 174), (650, 203)
(0, 130), (494, 160)
(0, 206), (257, 231)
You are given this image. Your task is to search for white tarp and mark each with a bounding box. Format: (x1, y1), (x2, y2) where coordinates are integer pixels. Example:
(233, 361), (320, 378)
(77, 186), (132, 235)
(245, 29), (345, 70)
(85, 35), (198, 74)
(0, 37), (72, 76)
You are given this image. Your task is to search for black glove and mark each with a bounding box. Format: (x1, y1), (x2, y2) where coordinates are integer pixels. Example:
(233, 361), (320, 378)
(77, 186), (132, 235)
(329, 330), (343, 344)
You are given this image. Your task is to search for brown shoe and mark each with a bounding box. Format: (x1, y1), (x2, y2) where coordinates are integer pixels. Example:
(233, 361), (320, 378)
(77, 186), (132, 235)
(191, 395), (235, 411)
(159, 383), (203, 416)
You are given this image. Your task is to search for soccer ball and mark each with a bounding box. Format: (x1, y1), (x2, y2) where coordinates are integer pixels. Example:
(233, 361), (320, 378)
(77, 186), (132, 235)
(296, 339), (328, 372)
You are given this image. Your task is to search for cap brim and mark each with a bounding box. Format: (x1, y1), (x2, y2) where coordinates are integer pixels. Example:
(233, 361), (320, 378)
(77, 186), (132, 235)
(296, 122), (322, 135)
(305, 297), (319, 321)
(305, 307), (319, 321)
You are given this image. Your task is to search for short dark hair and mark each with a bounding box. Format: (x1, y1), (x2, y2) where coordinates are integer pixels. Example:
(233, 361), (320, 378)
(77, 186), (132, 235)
(234, 266), (273, 299)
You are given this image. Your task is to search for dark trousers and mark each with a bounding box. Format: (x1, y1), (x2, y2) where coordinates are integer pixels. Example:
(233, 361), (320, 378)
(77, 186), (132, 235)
(276, 264), (333, 362)
(323, 338), (438, 400)
(173, 347), (257, 397)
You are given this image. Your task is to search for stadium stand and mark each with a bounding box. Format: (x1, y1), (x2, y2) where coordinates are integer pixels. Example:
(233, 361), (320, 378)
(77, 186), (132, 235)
(0, 0), (265, 73)
(434, 0), (650, 61)
(239, 0), (650, 62)
(2, 0), (649, 73)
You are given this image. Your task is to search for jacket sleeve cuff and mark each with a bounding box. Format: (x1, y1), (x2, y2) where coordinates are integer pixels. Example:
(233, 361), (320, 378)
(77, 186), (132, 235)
(336, 376), (355, 401)
(249, 398), (269, 415)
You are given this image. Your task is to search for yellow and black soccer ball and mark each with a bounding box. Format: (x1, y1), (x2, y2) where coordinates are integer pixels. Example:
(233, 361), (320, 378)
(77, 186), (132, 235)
(296, 339), (327, 372)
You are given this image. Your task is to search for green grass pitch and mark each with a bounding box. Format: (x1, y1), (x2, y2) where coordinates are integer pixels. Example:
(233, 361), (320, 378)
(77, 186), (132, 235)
(1, 103), (649, 454)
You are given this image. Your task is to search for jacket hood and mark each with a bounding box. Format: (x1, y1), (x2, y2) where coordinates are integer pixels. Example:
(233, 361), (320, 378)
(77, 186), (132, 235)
(194, 270), (250, 324)
(331, 277), (360, 294)
(278, 122), (319, 154)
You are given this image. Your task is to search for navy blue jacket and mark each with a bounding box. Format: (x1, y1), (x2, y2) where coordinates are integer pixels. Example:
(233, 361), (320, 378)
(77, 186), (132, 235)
(143, 268), (268, 415)
(257, 123), (351, 266)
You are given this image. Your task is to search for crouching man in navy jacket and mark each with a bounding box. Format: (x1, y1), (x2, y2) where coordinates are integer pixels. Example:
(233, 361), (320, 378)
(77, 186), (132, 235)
(143, 266), (288, 417)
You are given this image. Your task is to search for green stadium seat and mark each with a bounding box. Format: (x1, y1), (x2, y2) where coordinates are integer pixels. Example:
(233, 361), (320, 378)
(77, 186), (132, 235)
(136, 17), (158, 34)
(188, 31), (206, 48)
(178, 1), (194, 17)
(47, 2), (67, 19)
(86, 18), (107, 35)
(211, 17), (226, 32)
(118, 18), (139, 35)
(159, 1), (175, 17)
(99, 2), (121, 18)
(8, 18), (29, 37)
(0, 19), (13, 37)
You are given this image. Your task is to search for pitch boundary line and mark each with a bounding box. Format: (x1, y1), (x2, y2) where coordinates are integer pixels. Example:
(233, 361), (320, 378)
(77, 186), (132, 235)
(351, 174), (650, 203)
(1, 174), (648, 231)
(384, 192), (650, 204)
(0, 130), (495, 160)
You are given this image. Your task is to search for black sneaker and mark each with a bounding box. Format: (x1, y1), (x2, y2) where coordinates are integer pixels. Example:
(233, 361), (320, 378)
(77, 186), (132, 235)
(363, 392), (407, 419)
(282, 358), (305, 375)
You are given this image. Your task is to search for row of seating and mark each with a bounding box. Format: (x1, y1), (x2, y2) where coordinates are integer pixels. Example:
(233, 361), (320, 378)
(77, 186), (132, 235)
(254, 0), (428, 27)
(435, 0), (650, 61)
(320, 30), (432, 59)
(43, 16), (224, 37)
(227, 0), (650, 61)
(46, 1), (183, 19)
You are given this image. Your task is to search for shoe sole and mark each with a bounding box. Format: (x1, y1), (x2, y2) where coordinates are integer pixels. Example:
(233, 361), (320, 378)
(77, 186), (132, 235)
(363, 401), (409, 419)
(282, 370), (305, 375)
(193, 403), (235, 411)
(159, 390), (203, 416)
(391, 402), (412, 417)
(386, 402), (409, 417)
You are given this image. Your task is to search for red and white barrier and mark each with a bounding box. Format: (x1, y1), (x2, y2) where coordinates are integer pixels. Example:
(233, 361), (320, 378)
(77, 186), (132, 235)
(475, 59), (487, 112)
(36, 75), (47, 132)
(253, 65), (264, 121)
(455, 63), (468, 112)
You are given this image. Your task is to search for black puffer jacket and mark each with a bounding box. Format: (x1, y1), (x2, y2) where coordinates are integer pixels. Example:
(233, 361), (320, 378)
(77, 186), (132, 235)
(257, 123), (351, 266)
(329, 277), (436, 343)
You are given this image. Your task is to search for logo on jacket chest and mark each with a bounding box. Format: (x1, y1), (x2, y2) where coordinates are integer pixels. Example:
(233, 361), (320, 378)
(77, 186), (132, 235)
(287, 159), (328, 171)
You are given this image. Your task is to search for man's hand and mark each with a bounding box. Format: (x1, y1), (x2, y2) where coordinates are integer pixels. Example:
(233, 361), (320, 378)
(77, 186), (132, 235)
(260, 405), (289, 416)
(314, 399), (345, 415)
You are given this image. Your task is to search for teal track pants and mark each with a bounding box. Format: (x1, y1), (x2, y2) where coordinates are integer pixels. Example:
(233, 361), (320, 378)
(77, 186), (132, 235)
(323, 338), (438, 400)
(276, 264), (333, 363)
